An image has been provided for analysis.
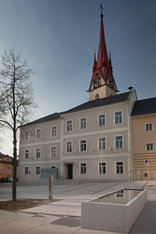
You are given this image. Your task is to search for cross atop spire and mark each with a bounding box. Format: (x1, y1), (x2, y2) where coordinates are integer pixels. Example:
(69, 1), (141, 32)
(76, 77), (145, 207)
(100, 4), (103, 16)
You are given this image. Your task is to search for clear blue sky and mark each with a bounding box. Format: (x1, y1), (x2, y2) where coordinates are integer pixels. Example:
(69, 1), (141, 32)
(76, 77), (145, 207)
(0, 0), (156, 155)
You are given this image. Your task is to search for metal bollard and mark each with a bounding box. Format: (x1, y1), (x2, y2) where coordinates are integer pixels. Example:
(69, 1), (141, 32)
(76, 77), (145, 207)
(49, 175), (53, 200)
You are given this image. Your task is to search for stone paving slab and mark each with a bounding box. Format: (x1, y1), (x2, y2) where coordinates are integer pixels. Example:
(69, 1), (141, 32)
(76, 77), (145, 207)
(21, 181), (147, 218)
(0, 181), (156, 234)
(130, 200), (156, 234)
(0, 220), (41, 234)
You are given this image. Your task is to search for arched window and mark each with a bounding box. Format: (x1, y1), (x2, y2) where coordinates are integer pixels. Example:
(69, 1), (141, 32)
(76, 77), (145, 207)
(95, 93), (100, 100)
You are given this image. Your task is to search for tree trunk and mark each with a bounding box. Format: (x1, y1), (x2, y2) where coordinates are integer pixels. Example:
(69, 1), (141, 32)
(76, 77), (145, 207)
(12, 71), (17, 201)
(12, 133), (17, 201)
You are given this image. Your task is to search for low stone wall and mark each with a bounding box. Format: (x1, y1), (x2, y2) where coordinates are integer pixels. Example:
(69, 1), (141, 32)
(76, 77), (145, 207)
(81, 189), (147, 233)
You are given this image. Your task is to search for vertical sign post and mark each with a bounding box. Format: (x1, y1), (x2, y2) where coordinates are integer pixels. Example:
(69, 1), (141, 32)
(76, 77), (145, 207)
(145, 160), (149, 182)
(49, 175), (53, 201)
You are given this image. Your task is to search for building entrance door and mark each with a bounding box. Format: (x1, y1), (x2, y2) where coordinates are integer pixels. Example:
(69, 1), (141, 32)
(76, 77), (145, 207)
(67, 164), (73, 179)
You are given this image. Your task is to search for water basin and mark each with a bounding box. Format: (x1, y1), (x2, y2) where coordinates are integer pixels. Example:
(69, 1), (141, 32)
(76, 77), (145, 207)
(81, 188), (147, 233)
(92, 189), (143, 205)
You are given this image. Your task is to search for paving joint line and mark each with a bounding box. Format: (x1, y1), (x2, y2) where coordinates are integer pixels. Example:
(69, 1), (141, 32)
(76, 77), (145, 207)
(20, 211), (81, 218)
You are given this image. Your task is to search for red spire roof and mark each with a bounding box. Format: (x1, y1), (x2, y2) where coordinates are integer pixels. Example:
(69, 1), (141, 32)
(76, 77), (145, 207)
(97, 14), (109, 68)
(89, 13), (115, 90)
(93, 52), (97, 71)
(108, 52), (113, 77)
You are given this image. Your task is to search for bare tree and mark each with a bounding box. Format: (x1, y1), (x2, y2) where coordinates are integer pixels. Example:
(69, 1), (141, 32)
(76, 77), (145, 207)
(0, 49), (36, 200)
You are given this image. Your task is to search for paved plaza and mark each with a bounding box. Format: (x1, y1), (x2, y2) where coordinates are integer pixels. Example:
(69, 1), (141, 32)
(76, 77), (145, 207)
(0, 180), (156, 234)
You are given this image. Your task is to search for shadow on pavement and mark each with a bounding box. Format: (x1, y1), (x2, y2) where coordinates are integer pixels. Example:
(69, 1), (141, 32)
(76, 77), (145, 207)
(51, 217), (80, 227)
(130, 201), (156, 234)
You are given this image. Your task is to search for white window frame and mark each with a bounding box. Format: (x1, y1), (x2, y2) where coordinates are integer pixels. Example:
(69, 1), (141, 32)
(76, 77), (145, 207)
(115, 135), (124, 149)
(145, 123), (153, 131)
(80, 139), (87, 152)
(114, 111), (123, 125)
(25, 131), (31, 141)
(79, 162), (87, 175)
(36, 128), (41, 139)
(35, 166), (40, 175)
(24, 167), (29, 175)
(35, 148), (41, 159)
(146, 143), (154, 151)
(98, 113), (106, 127)
(24, 149), (30, 159)
(50, 146), (57, 157)
(115, 161), (124, 175)
(98, 137), (107, 151)
(51, 125), (57, 137)
(66, 120), (73, 132)
(66, 141), (73, 153)
(80, 117), (87, 130)
(98, 161), (107, 175)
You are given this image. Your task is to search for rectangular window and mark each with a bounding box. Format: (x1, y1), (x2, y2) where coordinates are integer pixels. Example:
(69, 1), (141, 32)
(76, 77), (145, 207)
(80, 163), (87, 174)
(51, 146), (57, 157)
(0, 165), (3, 169)
(66, 142), (72, 153)
(25, 167), (29, 175)
(67, 120), (72, 132)
(116, 190), (124, 198)
(99, 137), (106, 150)
(99, 162), (106, 174)
(146, 123), (152, 131)
(80, 140), (87, 152)
(7, 166), (11, 170)
(99, 114), (106, 127)
(25, 149), (29, 159)
(146, 143), (154, 151)
(25, 131), (31, 141)
(51, 126), (57, 137)
(36, 167), (40, 175)
(36, 129), (41, 139)
(80, 117), (87, 130)
(116, 162), (124, 174)
(36, 148), (41, 158)
(115, 111), (122, 124)
(116, 136), (123, 149)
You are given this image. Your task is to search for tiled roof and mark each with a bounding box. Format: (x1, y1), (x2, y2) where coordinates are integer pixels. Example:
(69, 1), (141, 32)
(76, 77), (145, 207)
(131, 97), (156, 116)
(23, 91), (131, 126)
(22, 112), (61, 126)
(65, 91), (131, 114)
(0, 152), (11, 158)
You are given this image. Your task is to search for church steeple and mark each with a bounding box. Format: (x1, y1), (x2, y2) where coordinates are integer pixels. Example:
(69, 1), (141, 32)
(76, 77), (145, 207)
(97, 13), (109, 68)
(88, 7), (117, 101)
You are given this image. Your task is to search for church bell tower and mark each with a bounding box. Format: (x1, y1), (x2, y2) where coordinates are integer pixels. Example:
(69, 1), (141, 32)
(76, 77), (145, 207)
(88, 7), (117, 101)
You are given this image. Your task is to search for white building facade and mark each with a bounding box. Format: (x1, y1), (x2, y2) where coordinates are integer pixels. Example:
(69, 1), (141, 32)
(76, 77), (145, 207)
(19, 90), (136, 182)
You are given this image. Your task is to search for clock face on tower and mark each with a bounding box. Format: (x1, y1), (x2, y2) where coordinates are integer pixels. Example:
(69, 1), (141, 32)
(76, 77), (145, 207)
(108, 78), (115, 89)
(94, 77), (101, 88)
